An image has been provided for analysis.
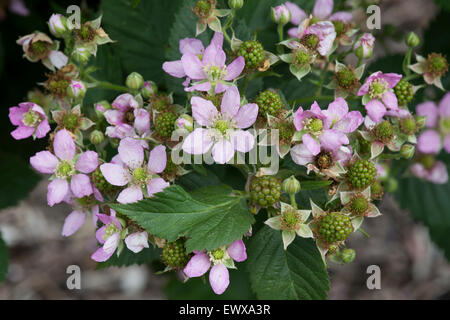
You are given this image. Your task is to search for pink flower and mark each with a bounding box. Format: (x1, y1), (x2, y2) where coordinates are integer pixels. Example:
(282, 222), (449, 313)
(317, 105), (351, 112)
(104, 93), (150, 147)
(416, 93), (450, 153)
(183, 240), (247, 295)
(358, 71), (402, 123)
(293, 98), (362, 156)
(91, 211), (123, 262)
(9, 102), (50, 140)
(417, 130), (441, 155)
(182, 86), (258, 164)
(288, 19), (337, 56)
(354, 33), (375, 58)
(30, 129), (99, 206)
(286, 0), (352, 24)
(411, 161), (448, 184)
(100, 138), (169, 204)
(163, 33), (244, 93)
(285, 1), (307, 25)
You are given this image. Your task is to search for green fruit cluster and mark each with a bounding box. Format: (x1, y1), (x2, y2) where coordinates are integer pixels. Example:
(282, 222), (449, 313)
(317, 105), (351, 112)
(347, 160), (377, 189)
(237, 40), (264, 70)
(255, 90), (283, 116)
(318, 212), (353, 243)
(162, 240), (190, 269)
(155, 112), (177, 138)
(394, 79), (414, 106)
(250, 176), (282, 207)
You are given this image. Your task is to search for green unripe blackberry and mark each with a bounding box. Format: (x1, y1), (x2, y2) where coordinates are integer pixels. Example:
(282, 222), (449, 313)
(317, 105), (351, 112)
(358, 136), (371, 155)
(374, 120), (393, 143)
(155, 112), (177, 138)
(399, 117), (416, 135)
(91, 168), (119, 194)
(335, 67), (358, 90)
(394, 79), (414, 106)
(237, 40), (265, 70)
(162, 240), (190, 269)
(250, 176), (282, 207)
(340, 248), (356, 263)
(370, 181), (384, 200)
(150, 93), (171, 112)
(318, 212), (353, 243)
(349, 195), (368, 215)
(255, 90), (283, 116)
(347, 160), (377, 189)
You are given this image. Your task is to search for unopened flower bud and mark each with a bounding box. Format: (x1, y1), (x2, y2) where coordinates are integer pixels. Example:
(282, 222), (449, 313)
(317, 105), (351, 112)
(48, 14), (68, 37)
(271, 5), (291, 26)
(67, 80), (86, 99)
(228, 0), (243, 9)
(126, 72), (144, 90)
(95, 100), (111, 118)
(282, 175), (301, 194)
(340, 248), (356, 264)
(405, 32), (420, 48)
(90, 130), (104, 145)
(141, 80), (158, 99)
(400, 144), (415, 159)
(355, 33), (375, 59)
(72, 46), (91, 64)
(175, 114), (194, 132)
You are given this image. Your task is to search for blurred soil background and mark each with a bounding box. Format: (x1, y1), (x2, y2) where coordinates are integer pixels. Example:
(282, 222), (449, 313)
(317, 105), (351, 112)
(1, 0), (450, 299)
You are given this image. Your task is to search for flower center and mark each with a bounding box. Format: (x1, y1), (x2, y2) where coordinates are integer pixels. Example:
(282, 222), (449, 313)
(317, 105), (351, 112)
(427, 53), (448, 75)
(274, 120), (295, 142)
(22, 110), (40, 127)
(62, 113), (79, 130)
(304, 117), (323, 135)
(314, 151), (333, 170)
(211, 248), (224, 260)
(194, 0), (213, 19)
(31, 40), (50, 58)
(369, 79), (388, 99)
(374, 120), (393, 143)
(294, 49), (311, 66)
(349, 195), (368, 215)
(103, 223), (119, 240)
(335, 67), (357, 89)
(76, 23), (96, 42)
(214, 119), (231, 135)
(55, 161), (75, 179)
(132, 167), (148, 184)
(301, 34), (319, 50)
(205, 65), (227, 81)
(400, 117), (416, 135)
(281, 209), (300, 230)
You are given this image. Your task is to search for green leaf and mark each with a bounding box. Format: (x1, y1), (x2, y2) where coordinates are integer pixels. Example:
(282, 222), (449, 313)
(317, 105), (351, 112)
(0, 152), (40, 210)
(97, 245), (161, 269)
(395, 175), (450, 260)
(246, 226), (329, 299)
(101, 0), (183, 85)
(300, 180), (332, 190)
(0, 232), (8, 282)
(110, 185), (254, 252)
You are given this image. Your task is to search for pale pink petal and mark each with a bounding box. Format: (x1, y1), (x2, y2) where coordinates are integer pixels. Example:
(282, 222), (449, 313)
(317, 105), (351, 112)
(47, 178), (69, 207)
(313, 0), (333, 19)
(181, 53), (206, 80)
(91, 246), (114, 262)
(319, 129), (349, 151)
(293, 107), (305, 131)
(75, 151), (98, 174)
(212, 139), (235, 164)
(147, 178), (169, 197)
(416, 101), (438, 128)
(8, 105), (27, 126)
(428, 161), (449, 184)
(9, 0), (29, 16)
(118, 137), (144, 169)
(223, 57), (245, 81)
(191, 96), (218, 126)
(11, 126), (34, 140)
(117, 186), (143, 204)
(302, 133), (320, 156)
(70, 174), (93, 198)
(182, 128), (214, 155)
(381, 73), (402, 88)
(48, 50), (68, 69)
(334, 111), (363, 133)
(162, 60), (186, 78)
(290, 143), (314, 165)
(227, 240), (247, 262)
(100, 163), (129, 186)
(125, 232), (149, 253)
(230, 130), (255, 153)
(285, 1), (307, 25)
(62, 211), (85, 237)
(148, 145), (167, 174)
(96, 226), (106, 244)
(183, 252), (211, 278)
(329, 12), (353, 22)
(30, 151), (58, 174)
(179, 38), (204, 55)
(112, 93), (138, 111)
(203, 44), (226, 67)
(54, 129), (76, 160)
(365, 99), (386, 123)
(35, 120), (50, 138)
(382, 91), (398, 110)
(444, 134), (450, 153)
(133, 108), (150, 135)
(234, 103), (258, 129)
(104, 110), (124, 126)
(439, 93), (450, 118)
(185, 81), (212, 92)
(417, 130), (441, 154)
(211, 32), (224, 48)
(220, 85), (240, 118)
(209, 264), (230, 295)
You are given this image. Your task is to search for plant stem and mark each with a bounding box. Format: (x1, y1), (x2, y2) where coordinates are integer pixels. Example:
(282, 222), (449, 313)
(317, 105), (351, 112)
(402, 47), (413, 76)
(358, 228), (370, 238)
(85, 74), (130, 93)
(289, 193), (297, 209)
(315, 60), (330, 96)
(277, 24), (284, 55)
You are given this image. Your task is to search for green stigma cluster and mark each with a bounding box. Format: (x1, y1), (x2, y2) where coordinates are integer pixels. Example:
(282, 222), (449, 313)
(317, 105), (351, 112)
(62, 113), (79, 130)
(150, 93), (171, 112)
(318, 212), (353, 243)
(31, 41), (50, 58)
(374, 120), (393, 143)
(426, 53), (448, 76)
(47, 78), (70, 97)
(301, 34), (319, 50)
(75, 23), (95, 42)
(155, 112), (177, 138)
(274, 120), (295, 142)
(91, 168), (119, 194)
(281, 210), (300, 231)
(194, 0), (213, 18)
(358, 136), (371, 155)
(250, 175), (282, 207)
(335, 67), (358, 90)
(349, 195), (368, 215)
(255, 90), (283, 117)
(237, 40), (264, 70)
(347, 160), (377, 189)
(394, 79), (414, 106)
(399, 117), (417, 135)
(162, 240), (190, 269)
